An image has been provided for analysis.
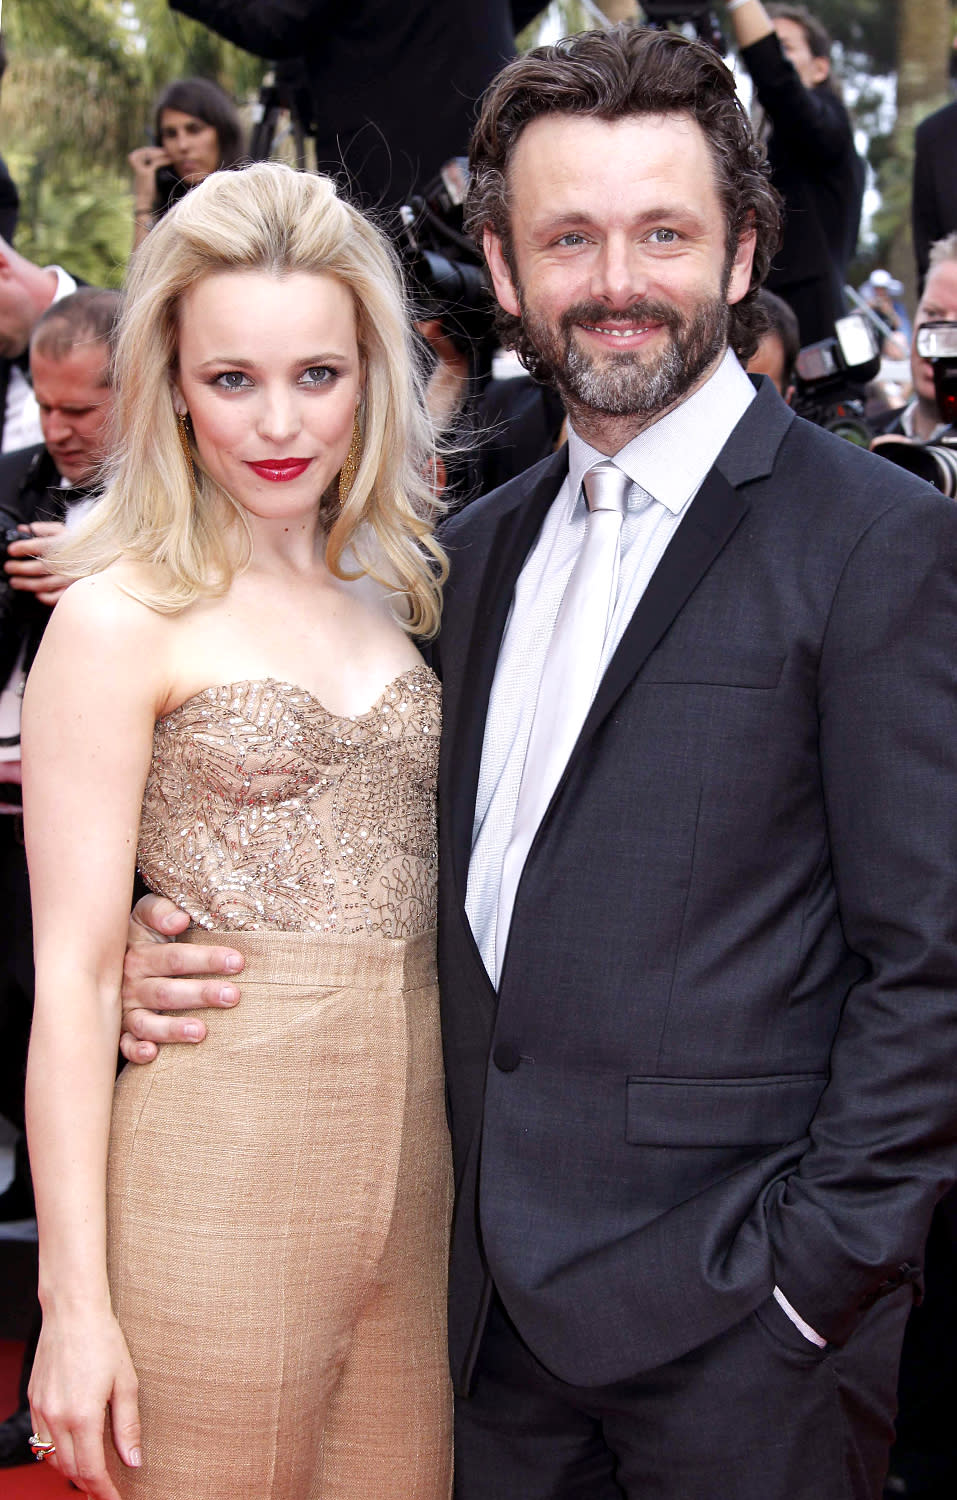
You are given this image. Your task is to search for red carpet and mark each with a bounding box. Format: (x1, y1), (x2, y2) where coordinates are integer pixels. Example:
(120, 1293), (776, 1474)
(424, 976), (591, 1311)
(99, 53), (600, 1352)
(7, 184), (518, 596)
(0, 1342), (72, 1498)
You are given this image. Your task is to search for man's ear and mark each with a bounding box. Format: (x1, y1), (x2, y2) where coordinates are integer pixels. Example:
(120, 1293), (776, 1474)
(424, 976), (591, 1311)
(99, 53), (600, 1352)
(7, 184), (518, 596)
(727, 223), (758, 308)
(809, 55), (830, 87)
(483, 228), (521, 318)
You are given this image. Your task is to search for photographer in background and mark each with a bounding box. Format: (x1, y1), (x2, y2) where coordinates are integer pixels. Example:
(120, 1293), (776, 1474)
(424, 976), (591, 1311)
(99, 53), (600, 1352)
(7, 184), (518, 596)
(871, 236), (957, 443)
(747, 287), (800, 400)
(727, 0), (864, 345)
(127, 76), (245, 251)
(166, 0), (546, 214)
(0, 288), (120, 1469)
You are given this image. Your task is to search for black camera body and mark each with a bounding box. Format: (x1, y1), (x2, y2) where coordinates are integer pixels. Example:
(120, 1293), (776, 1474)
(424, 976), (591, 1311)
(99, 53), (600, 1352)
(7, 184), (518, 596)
(791, 312), (881, 446)
(397, 162), (497, 375)
(0, 508), (24, 570)
(641, 1), (727, 53)
(871, 322), (957, 496)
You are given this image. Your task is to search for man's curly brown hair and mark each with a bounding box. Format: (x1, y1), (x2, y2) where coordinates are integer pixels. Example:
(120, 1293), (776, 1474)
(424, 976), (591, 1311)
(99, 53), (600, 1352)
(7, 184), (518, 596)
(465, 24), (783, 369)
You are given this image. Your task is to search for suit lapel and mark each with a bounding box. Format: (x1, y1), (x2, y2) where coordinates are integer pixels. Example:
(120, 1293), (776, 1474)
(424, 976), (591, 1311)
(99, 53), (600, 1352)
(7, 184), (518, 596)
(527, 462), (753, 846)
(581, 464), (750, 744)
(447, 448), (568, 901)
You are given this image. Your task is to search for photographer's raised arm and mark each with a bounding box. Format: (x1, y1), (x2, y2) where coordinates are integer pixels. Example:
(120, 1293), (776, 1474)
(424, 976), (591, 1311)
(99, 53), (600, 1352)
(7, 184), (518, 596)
(728, 1), (848, 163)
(119, 895), (243, 1065)
(724, 0), (773, 49)
(168, 0), (324, 61)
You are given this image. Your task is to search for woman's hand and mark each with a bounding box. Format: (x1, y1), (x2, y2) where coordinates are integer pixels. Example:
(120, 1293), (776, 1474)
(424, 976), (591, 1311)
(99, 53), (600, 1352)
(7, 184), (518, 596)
(28, 1310), (141, 1499)
(127, 144), (171, 207)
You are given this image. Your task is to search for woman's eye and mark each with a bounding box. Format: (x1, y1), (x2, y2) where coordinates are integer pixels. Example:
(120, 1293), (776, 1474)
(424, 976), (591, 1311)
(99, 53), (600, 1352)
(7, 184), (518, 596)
(214, 371), (252, 391)
(300, 366), (336, 387)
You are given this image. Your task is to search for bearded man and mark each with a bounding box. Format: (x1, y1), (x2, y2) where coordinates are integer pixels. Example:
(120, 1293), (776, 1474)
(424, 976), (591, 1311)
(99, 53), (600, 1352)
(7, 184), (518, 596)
(119, 26), (957, 1500)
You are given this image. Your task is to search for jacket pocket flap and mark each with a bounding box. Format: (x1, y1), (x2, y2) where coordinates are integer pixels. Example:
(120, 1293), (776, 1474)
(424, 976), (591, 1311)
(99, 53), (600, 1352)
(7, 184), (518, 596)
(626, 1073), (827, 1147)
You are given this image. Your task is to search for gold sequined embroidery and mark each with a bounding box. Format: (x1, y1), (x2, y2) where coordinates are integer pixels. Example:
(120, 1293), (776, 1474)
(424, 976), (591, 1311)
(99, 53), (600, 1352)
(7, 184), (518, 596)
(137, 666), (440, 938)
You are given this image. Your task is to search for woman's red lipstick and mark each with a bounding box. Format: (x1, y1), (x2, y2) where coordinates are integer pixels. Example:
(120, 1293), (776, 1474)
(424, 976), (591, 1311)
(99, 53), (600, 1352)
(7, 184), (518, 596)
(247, 458), (311, 481)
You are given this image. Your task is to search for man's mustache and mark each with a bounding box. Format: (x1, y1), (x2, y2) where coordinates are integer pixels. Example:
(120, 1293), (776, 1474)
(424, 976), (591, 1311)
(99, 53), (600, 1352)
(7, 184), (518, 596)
(559, 299), (685, 336)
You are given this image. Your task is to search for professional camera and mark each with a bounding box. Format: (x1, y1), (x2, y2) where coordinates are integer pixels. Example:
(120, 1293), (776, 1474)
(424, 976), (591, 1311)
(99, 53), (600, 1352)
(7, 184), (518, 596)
(397, 160), (498, 379)
(791, 313), (881, 446)
(0, 508), (25, 571)
(871, 321), (957, 496)
(641, 0), (727, 53)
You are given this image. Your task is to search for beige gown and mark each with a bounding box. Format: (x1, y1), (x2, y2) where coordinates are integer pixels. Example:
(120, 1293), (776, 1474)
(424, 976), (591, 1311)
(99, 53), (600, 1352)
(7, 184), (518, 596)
(105, 667), (452, 1498)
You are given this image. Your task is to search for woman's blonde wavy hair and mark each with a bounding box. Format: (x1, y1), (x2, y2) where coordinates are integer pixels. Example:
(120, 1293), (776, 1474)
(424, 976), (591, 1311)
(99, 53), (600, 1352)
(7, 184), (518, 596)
(57, 161), (447, 636)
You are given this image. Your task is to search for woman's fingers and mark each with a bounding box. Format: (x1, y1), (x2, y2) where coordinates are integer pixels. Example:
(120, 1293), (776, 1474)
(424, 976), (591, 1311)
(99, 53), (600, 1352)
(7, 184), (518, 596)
(110, 1364), (143, 1472)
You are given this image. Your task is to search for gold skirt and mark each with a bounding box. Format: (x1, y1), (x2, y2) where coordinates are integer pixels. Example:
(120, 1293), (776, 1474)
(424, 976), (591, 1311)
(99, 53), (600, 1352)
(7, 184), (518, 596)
(106, 928), (452, 1499)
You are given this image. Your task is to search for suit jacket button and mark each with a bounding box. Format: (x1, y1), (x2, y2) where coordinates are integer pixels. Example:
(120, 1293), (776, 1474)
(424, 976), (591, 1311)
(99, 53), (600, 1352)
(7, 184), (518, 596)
(493, 1043), (521, 1073)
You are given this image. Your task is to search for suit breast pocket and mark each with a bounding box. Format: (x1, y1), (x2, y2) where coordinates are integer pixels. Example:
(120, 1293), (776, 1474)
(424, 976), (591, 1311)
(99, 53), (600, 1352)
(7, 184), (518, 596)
(639, 646), (786, 689)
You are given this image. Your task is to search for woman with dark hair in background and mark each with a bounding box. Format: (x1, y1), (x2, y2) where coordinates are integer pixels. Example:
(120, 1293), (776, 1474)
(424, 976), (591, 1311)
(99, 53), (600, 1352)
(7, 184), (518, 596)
(127, 77), (244, 250)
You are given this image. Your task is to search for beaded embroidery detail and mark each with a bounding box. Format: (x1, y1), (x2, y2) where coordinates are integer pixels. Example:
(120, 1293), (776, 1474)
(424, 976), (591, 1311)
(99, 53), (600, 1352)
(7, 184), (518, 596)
(138, 666), (440, 937)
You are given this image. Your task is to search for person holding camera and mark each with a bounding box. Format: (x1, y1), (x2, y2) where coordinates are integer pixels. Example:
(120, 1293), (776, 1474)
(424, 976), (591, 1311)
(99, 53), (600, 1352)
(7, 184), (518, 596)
(727, 0), (864, 345)
(127, 77), (244, 251)
(872, 236), (957, 443)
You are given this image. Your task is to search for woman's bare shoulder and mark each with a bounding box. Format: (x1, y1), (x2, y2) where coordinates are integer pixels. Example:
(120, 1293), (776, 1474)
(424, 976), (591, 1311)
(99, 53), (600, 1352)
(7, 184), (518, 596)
(37, 564), (178, 672)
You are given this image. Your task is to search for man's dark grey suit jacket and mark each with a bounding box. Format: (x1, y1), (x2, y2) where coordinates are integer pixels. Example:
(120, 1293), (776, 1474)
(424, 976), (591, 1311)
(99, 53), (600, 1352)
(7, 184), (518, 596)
(432, 376), (957, 1396)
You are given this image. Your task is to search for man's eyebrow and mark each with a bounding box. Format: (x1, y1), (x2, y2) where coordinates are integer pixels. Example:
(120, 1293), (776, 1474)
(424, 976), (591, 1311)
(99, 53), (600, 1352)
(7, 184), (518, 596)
(531, 203), (707, 234)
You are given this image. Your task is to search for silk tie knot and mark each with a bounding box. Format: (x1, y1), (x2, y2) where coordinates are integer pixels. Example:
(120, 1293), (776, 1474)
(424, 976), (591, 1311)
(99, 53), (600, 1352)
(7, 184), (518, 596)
(582, 461), (631, 515)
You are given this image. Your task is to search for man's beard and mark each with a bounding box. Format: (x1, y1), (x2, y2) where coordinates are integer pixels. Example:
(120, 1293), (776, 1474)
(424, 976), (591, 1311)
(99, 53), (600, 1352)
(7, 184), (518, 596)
(518, 289), (731, 420)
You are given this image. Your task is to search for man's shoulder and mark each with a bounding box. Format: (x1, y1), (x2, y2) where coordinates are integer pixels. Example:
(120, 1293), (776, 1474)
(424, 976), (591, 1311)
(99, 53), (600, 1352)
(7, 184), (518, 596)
(766, 412), (956, 539)
(441, 446), (567, 550)
(916, 99), (957, 146)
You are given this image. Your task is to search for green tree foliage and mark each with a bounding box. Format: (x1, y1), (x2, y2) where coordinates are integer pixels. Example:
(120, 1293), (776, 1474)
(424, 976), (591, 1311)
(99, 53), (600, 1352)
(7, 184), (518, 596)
(0, 0), (261, 285)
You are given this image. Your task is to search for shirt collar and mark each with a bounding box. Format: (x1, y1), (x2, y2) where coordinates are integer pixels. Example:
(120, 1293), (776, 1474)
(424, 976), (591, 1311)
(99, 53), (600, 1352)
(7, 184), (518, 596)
(45, 266), (78, 305)
(900, 398), (948, 443)
(566, 348), (757, 519)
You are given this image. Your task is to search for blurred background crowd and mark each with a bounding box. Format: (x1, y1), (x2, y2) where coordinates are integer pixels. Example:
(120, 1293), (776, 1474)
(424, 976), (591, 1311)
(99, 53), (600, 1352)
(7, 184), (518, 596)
(2, 1), (957, 1496)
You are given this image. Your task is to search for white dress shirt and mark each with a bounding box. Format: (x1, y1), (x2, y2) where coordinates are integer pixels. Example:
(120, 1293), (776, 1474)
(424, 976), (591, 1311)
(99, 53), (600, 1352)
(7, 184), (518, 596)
(2, 265), (77, 454)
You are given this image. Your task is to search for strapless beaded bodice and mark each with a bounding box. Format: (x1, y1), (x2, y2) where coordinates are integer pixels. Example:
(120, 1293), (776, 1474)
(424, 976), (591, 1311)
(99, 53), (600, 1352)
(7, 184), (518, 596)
(137, 666), (440, 937)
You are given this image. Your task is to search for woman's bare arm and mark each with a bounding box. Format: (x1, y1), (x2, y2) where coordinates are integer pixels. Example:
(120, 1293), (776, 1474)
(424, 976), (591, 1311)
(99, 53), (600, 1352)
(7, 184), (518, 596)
(22, 574), (166, 1498)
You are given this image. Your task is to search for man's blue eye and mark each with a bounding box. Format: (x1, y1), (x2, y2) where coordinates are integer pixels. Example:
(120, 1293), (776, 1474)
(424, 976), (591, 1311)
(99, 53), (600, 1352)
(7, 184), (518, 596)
(650, 229), (678, 244)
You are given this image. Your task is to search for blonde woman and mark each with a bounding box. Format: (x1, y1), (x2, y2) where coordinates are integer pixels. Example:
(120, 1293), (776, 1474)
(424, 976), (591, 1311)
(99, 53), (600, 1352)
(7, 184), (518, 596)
(22, 162), (451, 1499)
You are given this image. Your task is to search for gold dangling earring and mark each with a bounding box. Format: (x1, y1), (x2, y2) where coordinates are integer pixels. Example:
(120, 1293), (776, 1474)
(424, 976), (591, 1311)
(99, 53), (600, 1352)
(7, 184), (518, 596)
(338, 410), (362, 505)
(177, 411), (196, 490)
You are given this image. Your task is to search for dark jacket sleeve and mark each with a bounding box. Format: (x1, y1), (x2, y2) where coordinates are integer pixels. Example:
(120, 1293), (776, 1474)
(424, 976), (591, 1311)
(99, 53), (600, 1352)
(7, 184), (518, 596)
(168, 0), (329, 58)
(912, 115), (941, 287)
(767, 486), (957, 1344)
(511, 1), (548, 31)
(741, 32), (853, 165)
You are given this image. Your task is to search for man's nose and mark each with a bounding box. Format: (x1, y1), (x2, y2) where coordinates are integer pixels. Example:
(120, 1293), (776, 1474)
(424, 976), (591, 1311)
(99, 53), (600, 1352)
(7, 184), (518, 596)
(43, 409), (72, 444)
(590, 237), (647, 307)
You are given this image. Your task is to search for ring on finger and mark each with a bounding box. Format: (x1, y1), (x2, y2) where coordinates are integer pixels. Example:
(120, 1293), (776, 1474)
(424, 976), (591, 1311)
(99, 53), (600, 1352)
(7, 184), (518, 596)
(28, 1431), (57, 1460)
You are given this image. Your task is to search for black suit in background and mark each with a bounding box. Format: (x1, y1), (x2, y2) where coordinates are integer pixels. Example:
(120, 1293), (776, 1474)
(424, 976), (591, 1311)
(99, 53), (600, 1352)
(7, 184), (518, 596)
(741, 33), (864, 344)
(913, 100), (957, 289)
(168, 0), (545, 213)
(432, 378), (957, 1498)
